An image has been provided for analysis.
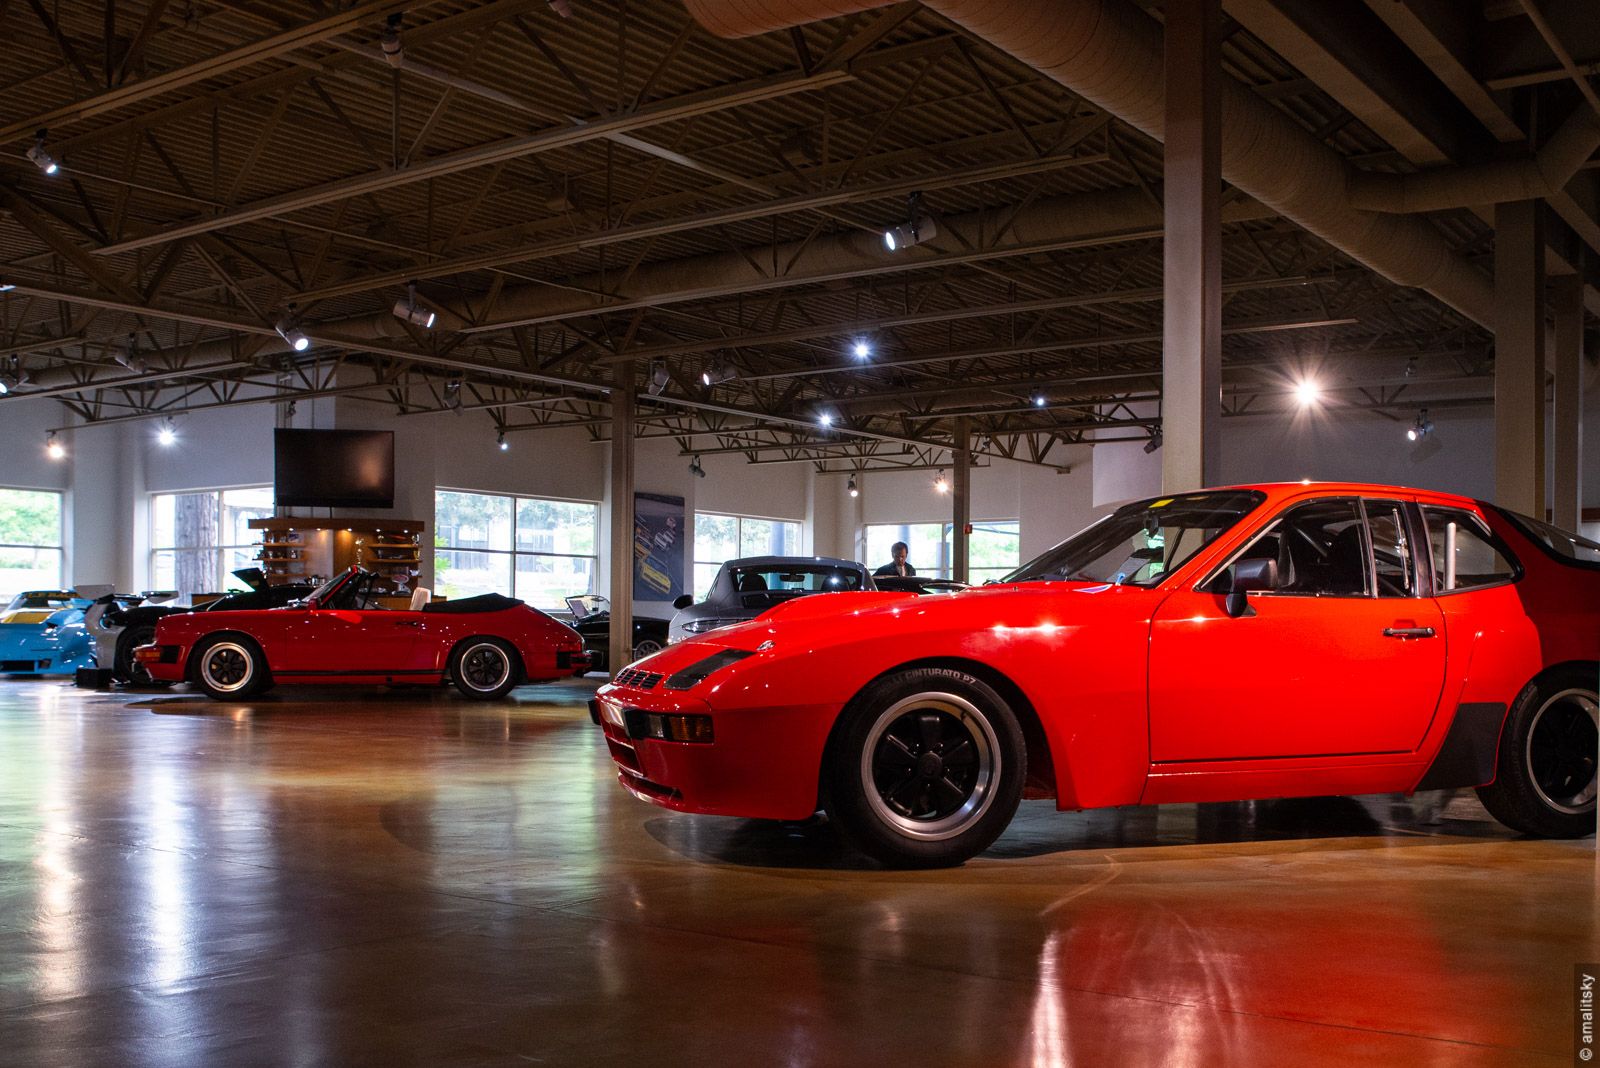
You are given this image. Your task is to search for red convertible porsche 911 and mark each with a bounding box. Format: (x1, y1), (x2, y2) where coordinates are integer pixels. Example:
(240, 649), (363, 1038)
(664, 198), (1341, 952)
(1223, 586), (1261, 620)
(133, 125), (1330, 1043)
(138, 566), (588, 700)
(594, 482), (1600, 867)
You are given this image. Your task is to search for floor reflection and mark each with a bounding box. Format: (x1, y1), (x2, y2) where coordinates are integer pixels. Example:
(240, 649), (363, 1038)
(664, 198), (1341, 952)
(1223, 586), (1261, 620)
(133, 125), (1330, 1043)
(0, 677), (1591, 1067)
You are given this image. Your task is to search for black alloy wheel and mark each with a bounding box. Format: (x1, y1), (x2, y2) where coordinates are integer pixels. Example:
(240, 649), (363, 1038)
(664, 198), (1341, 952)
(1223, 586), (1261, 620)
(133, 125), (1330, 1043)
(450, 639), (520, 700)
(114, 624), (168, 686)
(826, 667), (1025, 868)
(192, 636), (267, 700)
(1477, 666), (1598, 839)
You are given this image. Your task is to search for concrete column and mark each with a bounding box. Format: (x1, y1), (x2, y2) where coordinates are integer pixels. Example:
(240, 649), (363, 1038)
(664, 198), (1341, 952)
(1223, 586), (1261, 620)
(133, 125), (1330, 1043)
(1162, 0), (1223, 493)
(1493, 200), (1546, 516)
(607, 362), (635, 676)
(952, 419), (971, 582)
(1551, 271), (1584, 531)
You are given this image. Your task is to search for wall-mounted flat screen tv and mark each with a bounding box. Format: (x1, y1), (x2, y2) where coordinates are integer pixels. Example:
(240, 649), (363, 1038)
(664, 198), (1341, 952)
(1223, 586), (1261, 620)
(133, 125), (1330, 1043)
(274, 429), (395, 509)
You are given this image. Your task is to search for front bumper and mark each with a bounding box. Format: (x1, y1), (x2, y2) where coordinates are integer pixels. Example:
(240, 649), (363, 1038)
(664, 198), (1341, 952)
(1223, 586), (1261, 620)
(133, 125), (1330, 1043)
(134, 643), (185, 682)
(591, 687), (835, 821)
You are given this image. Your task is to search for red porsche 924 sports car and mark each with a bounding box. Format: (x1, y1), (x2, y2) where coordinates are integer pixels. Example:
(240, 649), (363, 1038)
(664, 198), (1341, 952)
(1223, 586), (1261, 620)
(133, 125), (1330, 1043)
(594, 482), (1600, 867)
(138, 566), (587, 700)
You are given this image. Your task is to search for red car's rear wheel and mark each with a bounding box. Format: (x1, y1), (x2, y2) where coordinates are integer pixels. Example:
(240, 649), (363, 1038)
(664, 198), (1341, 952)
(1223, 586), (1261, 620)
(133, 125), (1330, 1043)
(1477, 666), (1598, 838)
(450, 638), (521, 700)
(825, 668), (1025, 867)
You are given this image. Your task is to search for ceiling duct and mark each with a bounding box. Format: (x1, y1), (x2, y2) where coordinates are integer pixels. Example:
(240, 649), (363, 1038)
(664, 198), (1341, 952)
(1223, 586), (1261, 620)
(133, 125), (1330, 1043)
(681, 0), (1498, 326)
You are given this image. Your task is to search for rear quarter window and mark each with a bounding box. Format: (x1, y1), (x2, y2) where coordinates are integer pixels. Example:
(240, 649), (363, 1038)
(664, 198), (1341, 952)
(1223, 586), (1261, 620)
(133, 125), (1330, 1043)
(1493, 508), (1600, 572)
(1421, 507), (1519, 592)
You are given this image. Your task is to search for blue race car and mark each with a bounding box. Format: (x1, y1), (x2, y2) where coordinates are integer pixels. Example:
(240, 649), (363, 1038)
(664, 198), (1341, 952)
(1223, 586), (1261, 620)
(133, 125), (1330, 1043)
(0, 590), (98, 675)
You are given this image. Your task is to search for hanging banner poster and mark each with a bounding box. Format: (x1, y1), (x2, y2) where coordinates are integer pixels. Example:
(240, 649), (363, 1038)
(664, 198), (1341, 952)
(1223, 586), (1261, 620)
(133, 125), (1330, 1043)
(633, 492), (686, 602)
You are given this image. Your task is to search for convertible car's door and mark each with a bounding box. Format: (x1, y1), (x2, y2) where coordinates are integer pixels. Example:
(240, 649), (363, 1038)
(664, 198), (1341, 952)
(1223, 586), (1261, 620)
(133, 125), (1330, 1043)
(274, 609), (427, 675)
(1148, 496), (1447, 762)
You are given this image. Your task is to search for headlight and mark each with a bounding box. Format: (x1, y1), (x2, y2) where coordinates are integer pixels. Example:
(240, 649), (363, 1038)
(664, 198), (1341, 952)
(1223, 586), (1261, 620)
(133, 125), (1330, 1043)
(681, 617), (740, 635)
(664, 649), (754, 690)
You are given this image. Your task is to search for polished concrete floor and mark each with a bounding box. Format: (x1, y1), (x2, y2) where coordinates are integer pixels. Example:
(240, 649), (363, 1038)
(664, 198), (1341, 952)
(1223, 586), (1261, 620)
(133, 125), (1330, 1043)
(0, 677), (1593, 1067)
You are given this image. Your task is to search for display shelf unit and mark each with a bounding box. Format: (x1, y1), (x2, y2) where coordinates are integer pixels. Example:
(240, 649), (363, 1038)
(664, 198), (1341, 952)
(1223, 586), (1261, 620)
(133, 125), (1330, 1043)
(248, 518), (425, 606)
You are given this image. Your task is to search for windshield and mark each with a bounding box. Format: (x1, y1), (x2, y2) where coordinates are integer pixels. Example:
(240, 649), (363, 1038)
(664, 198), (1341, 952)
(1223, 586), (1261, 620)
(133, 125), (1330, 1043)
(304, 571), (353, 606)
(1002, 490), (1265, 587)
(724, 565), (865, 598)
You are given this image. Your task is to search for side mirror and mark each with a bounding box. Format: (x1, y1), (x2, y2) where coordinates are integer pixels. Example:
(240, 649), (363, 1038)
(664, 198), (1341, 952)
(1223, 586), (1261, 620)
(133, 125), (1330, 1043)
(1224, 558), (1278, 618)
(673, 594), (693, 610)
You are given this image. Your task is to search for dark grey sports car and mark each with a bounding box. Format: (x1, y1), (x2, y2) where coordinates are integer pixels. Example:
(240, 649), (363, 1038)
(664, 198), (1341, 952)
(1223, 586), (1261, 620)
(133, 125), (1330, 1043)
(667, 555), (871, 644)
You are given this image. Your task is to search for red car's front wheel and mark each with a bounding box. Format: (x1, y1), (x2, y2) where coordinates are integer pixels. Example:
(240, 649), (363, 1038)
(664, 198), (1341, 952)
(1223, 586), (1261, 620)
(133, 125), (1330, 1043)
(191, 636), (268, 701)
(825, 668), (1025, 868)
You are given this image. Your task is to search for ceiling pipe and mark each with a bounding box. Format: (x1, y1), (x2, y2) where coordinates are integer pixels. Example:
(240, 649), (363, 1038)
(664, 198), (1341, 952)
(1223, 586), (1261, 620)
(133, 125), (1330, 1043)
(1350, 107), (1600, 214)
(681, 0), (1496, 327)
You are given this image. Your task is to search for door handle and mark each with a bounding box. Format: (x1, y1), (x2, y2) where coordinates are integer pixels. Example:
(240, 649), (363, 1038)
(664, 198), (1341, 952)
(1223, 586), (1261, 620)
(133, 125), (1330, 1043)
(393, 620), (422, 627)
(1382, 626), (1436, 639)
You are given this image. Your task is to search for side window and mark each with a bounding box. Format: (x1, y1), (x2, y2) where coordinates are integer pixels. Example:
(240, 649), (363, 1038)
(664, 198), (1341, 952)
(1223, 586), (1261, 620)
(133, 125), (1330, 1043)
(1421, 507), (1517, 592)
(1364, 500), (1416, 597)
(1268, 498), (1371, 598)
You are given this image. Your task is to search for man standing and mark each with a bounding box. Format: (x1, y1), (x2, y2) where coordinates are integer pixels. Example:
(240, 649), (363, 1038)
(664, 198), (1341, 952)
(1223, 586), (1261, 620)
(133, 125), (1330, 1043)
(874, 541), (917, 578)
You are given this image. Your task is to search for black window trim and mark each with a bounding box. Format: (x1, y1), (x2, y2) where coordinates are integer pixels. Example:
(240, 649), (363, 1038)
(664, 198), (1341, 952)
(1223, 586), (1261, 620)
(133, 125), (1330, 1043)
(1417, 503), (1524, 595)
(1488, 504), (1600, 574)
(1360, 496), (1426, 600)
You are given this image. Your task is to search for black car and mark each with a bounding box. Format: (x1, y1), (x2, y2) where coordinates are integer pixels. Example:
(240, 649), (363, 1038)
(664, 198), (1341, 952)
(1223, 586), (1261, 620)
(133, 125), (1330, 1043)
(563, 595), (670, 674)
(871, 576), (971, 595)
(95, 568), (317, 684)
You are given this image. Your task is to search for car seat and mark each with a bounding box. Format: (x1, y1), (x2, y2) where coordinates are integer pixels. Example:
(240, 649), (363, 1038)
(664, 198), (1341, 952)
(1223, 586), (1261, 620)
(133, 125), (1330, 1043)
(737, 573), (768, 593)
(409, 587), (432, 611)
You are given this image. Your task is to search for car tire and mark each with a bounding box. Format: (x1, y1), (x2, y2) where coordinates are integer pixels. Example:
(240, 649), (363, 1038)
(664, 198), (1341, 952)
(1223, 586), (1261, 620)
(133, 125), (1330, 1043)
(631, 638), (663, 662)
(1476, 666), (1598, 839)
(191, 635), (269, 700)
(824, 667), (1025, 868)
(114, 624), (171, 687)
(450, 638), (521, 700)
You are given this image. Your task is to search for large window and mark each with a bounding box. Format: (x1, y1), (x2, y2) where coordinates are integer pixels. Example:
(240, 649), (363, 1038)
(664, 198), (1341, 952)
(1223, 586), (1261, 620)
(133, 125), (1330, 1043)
(693, 512), (803, 599)
(150, 487), (274, 595)
(865, 521), (1021, 583)
(434, 490), (597, 608)
(0, 488), (64, 597)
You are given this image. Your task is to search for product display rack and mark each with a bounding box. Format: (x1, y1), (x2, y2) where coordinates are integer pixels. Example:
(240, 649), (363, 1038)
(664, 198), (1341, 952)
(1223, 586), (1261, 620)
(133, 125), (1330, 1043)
(248, 518), (426, 606)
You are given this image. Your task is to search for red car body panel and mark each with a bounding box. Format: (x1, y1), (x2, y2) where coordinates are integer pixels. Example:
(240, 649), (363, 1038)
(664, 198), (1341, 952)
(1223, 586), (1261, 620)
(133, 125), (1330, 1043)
(595, 482), (1600, 822)
(142, 570), (586, 689)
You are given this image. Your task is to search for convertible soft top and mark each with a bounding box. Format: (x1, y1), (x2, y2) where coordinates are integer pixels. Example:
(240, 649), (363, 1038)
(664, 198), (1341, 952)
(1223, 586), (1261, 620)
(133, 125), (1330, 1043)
(423, 593), (524, 614)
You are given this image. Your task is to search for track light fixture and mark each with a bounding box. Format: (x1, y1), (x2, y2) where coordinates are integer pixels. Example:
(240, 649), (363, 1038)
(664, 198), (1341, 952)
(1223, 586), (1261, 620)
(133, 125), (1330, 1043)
(444, 377), (462, 410)
(45, 431), (64, 460)
(933, 469), (949, 494)
(157, 417), (178, 447)
(817, 411), (834, 428)
(393, 282), (435, 328)
(852, 340), (871, 360)
(847, 474), (859, 498)
(1143, 427), (1163, 454)
(883, 192), (936, 252)
(548, 0), (573, 15)
(700, 361), (738, 387)
(1406, 410), (1434, 442)
(285, 400), (297, 419)
(1293, 377), (1321, 408)
(114, 333), (147, 373)
(0, 356), (26, 394)
(1032, 391), (1047, 408)
(380, 13), (404, 68)
(26, 130), (58, 175)
(497, 428), (509, 451)
(275, 308), (310, 352)
(647, 362), (670, 396)
(688, 456), (706, 479)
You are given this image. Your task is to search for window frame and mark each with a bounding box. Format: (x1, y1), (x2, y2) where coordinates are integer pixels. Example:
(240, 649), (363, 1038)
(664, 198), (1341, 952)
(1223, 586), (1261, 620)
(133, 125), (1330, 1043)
(433, 488), (600, 608)
(693, 510), (804, 598)
(1417, 504), (1523, 595)
(1491, 506), (1600, 573)
(0, 486), (66, 594)
(148, 485), (274, 594)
